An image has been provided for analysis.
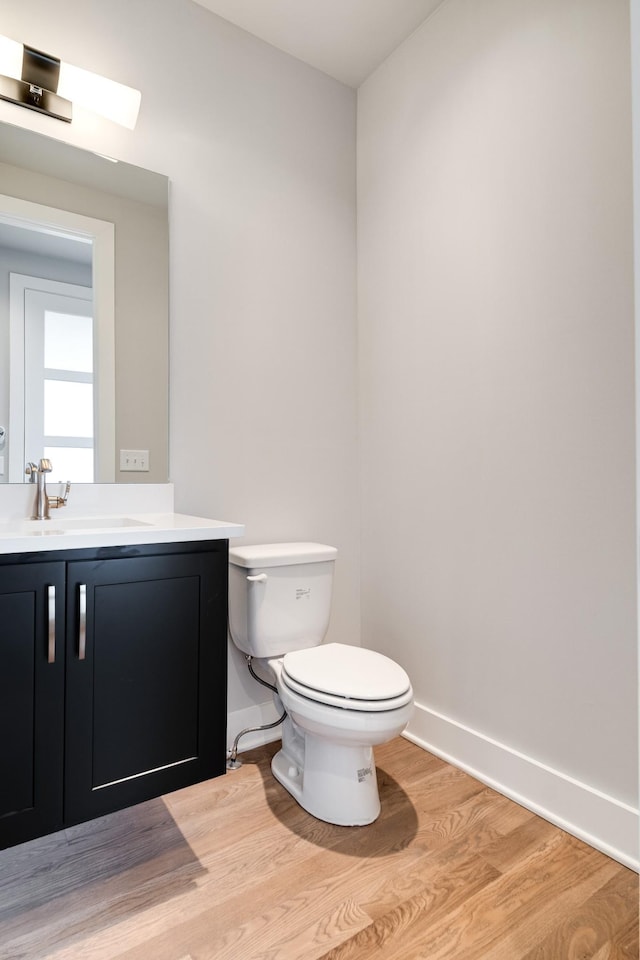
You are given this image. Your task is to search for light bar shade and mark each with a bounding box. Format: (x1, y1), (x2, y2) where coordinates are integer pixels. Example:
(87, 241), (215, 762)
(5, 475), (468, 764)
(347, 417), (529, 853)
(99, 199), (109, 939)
(0, 34), (23, 81)
(57, 63), (141, 129)
(0, 34), (141, 129)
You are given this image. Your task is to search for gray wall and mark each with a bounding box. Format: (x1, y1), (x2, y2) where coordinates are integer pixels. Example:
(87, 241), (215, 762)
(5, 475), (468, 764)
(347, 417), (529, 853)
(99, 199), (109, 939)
(0, 0), (359, 727)
(358, 0), (637, 862)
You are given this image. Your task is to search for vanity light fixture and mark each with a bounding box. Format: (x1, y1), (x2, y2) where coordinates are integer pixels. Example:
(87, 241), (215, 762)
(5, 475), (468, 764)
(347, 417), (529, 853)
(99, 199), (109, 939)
(0, 34), (141, 129)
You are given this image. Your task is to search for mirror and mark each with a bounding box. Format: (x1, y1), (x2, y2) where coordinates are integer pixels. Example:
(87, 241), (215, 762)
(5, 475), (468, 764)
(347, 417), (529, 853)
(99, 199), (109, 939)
(0, 122), (169, 483)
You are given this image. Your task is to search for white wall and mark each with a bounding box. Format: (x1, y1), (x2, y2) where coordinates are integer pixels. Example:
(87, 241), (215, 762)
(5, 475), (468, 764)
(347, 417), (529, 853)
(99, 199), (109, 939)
(0, 0), (359, 730)
(633, 0), (640, 843)
(358, 0), (638, 866)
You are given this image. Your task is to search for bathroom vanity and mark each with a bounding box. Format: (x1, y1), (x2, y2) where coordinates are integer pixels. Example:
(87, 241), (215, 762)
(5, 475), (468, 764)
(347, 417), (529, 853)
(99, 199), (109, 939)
(0, 507), (243, 851)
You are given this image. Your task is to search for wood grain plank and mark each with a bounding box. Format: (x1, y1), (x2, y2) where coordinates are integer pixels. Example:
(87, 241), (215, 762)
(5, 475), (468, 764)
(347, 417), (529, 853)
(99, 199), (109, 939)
(363, 834), (620, 960)
(617, 916), (640, 959)
(0, 739), (634, 960)
(316, 854), (500, 960)
(479, 814), (562, 874)
(519, 867), (639, 960)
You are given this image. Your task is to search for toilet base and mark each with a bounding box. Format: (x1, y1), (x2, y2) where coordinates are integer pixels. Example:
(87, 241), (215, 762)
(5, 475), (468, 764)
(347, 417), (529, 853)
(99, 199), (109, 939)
(271, 734), (381, 826)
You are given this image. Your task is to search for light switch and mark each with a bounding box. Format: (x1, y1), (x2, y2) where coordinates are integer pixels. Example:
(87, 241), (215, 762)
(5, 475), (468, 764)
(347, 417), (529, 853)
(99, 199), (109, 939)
(119, 449), (149, 472)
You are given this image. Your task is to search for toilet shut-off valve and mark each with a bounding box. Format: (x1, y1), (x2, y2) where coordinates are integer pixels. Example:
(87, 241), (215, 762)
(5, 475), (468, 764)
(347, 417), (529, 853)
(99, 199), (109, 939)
(226, 655), (287, 771)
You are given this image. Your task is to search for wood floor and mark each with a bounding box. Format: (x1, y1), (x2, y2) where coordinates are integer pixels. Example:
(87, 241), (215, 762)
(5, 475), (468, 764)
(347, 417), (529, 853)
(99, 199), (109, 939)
(0, 738), (637, 960)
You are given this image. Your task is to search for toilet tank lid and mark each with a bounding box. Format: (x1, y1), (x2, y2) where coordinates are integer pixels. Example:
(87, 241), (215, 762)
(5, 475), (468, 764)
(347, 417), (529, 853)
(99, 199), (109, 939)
(229, 542), (337, 568)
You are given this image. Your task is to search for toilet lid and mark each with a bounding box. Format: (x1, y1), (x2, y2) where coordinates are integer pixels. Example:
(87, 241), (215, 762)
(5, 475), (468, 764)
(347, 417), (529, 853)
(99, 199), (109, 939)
(281, 643), (411, 708)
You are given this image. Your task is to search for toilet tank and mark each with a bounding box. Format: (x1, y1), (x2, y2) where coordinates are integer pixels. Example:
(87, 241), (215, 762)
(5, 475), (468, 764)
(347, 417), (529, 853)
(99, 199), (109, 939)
(228, 542), (337, 658)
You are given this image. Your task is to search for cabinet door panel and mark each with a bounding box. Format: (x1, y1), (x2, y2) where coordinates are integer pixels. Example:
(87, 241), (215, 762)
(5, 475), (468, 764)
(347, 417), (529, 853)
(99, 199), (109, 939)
(0, 593), (37, 815)
(92, 575), (200, 785)
(65, 549), (227, 825)
(0, 563), (65, 848)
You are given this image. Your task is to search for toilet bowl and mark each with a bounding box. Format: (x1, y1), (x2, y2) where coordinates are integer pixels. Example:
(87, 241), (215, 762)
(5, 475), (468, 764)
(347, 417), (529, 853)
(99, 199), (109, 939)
(228, 543), (414, 826)
(269, 644), (413, 825)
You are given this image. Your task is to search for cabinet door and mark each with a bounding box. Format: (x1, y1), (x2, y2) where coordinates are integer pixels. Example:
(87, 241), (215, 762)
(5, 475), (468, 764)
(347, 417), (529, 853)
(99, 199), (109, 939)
(64, 549), (227, 825)
(0, 562), (65, 849)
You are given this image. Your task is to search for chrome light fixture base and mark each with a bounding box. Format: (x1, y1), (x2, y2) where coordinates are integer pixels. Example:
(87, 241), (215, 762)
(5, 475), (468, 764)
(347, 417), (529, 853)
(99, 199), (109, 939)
(0, 73), (71, 122)
(0, 35), (141, 129)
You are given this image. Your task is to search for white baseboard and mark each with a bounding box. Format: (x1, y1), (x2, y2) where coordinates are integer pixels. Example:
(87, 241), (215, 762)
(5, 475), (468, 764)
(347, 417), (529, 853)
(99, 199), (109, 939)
(404, 701), (639, 872)
(227, 701), (283, 756)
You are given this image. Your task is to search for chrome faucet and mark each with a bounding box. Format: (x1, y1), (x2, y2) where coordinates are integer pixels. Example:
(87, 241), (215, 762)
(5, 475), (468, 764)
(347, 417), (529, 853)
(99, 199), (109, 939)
(25, 459), (71, 520)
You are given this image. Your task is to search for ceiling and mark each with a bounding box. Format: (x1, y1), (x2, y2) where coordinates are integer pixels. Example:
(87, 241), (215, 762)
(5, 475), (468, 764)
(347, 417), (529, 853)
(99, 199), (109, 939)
(191, 0), (446, 87)
(0, 220), (91, 265)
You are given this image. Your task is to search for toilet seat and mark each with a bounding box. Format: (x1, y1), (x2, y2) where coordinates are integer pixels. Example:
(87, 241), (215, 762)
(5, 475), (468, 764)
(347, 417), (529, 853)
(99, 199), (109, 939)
(280, 643), (413, 713)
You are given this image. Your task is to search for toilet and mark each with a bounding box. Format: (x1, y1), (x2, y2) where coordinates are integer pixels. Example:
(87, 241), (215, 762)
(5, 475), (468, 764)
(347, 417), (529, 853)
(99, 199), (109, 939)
(228, 542), (414, 826)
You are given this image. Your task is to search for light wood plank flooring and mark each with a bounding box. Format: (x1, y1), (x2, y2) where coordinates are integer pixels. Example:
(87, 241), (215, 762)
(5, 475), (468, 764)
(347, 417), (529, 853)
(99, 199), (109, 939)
(0, 738), (636, 960)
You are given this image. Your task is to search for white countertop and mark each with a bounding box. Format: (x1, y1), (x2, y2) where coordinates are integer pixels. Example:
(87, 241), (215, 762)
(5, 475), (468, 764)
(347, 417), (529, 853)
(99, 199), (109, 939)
(0, 512), (245, 555)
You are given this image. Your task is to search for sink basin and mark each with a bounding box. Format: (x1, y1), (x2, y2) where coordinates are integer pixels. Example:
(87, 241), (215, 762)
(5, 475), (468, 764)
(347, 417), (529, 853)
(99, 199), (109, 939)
(0, 511), (244, 555)
(0, 516), (151, 537)
(48, 517), (152, 531)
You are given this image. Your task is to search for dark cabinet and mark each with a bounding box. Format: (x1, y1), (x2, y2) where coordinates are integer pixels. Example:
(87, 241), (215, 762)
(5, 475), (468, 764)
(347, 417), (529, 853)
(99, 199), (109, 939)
(0, 542), (228, 850)
(0, 562), (65, 847)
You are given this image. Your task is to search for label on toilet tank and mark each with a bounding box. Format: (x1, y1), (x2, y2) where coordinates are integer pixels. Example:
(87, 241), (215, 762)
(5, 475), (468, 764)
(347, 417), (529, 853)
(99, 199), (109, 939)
(296, 587), (311, 600)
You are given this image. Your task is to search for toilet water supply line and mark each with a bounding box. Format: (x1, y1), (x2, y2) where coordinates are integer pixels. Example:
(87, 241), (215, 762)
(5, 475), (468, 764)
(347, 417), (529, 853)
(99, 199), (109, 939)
(226, 656), (287, 770)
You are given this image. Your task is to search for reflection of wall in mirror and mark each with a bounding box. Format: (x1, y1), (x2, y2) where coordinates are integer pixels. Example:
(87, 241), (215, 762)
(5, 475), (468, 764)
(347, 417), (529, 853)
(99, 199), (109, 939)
(0, 158), (169, 483)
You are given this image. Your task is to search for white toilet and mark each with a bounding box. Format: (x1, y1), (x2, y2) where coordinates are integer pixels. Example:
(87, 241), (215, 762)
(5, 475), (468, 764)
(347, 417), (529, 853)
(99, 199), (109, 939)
(228, 542), (414, 826)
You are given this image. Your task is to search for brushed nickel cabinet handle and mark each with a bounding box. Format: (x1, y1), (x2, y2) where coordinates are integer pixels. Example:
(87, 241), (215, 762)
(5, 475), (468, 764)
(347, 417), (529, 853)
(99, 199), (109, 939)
(78, 584), (87, 660)
(47, 585), (55, 664)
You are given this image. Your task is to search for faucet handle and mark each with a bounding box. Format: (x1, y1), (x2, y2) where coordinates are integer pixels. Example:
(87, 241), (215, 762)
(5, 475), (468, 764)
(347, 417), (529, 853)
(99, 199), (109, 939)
(25, 461), (38, 482)
(38, 458), (52, 473)
(48, 481), (71, 509)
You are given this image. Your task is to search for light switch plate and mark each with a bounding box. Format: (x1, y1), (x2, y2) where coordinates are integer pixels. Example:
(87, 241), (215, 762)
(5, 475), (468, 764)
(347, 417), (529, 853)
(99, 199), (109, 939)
(119, 449), (149, 472)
